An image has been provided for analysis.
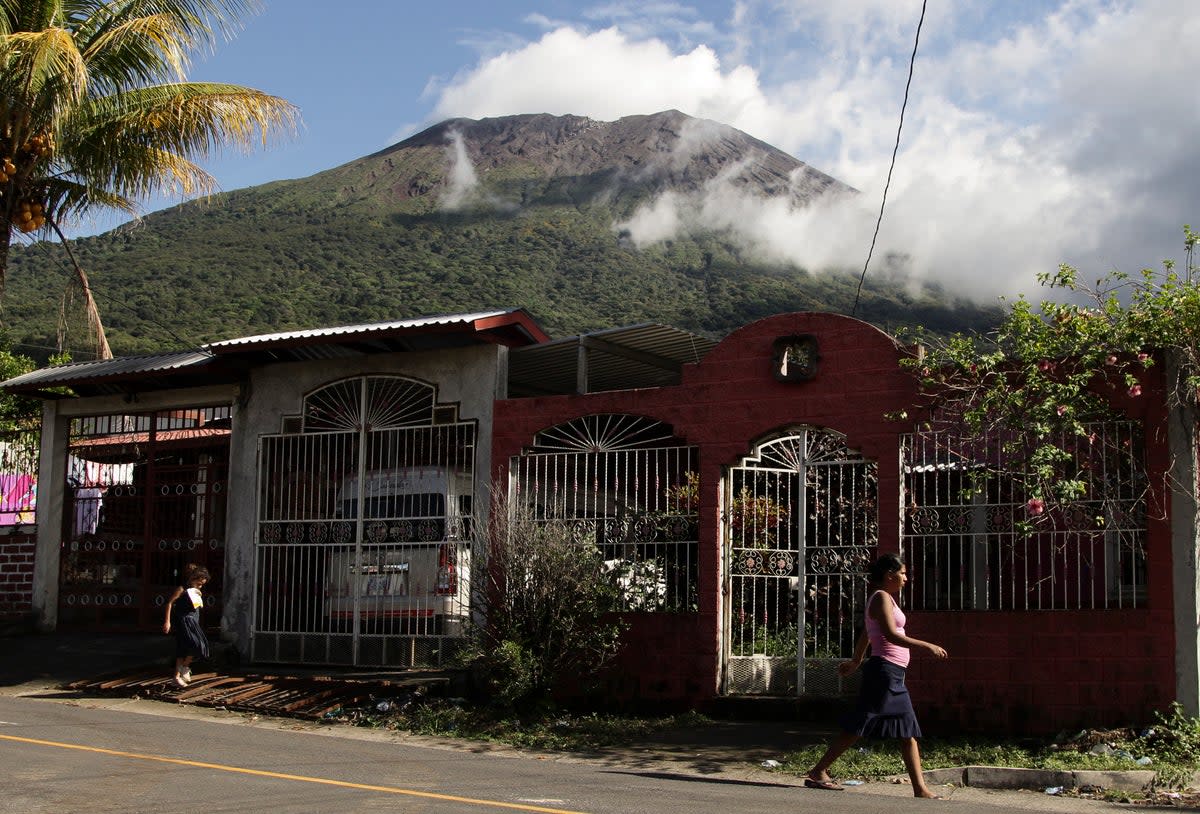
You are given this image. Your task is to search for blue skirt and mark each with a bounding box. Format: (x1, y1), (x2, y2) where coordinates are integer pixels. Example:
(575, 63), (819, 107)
(841, 657), (922, 739)
(174, 610), (210, 660)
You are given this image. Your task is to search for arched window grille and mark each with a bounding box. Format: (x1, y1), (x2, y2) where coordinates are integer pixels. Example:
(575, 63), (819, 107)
(511, 414), (698, 612)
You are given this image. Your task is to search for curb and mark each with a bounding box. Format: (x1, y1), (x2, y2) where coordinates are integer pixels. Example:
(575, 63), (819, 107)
(922, 765), (1170, 792)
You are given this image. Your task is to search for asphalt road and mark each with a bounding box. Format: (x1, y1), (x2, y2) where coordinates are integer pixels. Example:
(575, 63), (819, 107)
(0, 693), (1127, 814)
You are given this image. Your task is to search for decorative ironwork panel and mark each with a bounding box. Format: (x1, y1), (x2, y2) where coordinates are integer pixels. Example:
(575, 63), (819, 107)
(724, 427), (876, 697)
(531, 414), (683, 452)
(254, 376), (474, 667)
(303, 376), (436, 432)
(512, 415), (698, 613)
(60, 407), (230, 630)
(900, 421), (1147, 610)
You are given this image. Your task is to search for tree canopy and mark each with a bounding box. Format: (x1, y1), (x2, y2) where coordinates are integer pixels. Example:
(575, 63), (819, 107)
(904, 226), (1199, 527)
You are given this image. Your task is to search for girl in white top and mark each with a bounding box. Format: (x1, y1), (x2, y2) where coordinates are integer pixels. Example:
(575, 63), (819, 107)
(163, 564), (211, 688)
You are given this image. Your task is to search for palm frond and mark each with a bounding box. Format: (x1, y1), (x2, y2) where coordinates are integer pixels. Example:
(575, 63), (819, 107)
(0, 0), (295, 311)
(42, 174), (136, 224)
(65, 83), (296, 196)
(0, 28), (88, 111)
(81, 10), (217, 91)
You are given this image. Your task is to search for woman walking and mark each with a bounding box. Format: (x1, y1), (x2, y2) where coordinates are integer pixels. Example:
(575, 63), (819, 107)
(806, 552), (948, 798)
(162, 564), (211, 688)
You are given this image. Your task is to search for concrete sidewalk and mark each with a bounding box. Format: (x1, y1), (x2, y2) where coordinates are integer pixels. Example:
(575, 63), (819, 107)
(0, 630), (172, 693)
(0, 631), (1175, 798)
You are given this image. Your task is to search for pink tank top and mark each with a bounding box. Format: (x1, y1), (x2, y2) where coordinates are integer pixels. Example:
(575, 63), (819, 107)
(865, 590), (910, 668)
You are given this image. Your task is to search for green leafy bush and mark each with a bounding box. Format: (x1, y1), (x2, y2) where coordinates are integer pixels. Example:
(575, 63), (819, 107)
(1140, 703), (1200, 767)
(457, 494), (628, 711)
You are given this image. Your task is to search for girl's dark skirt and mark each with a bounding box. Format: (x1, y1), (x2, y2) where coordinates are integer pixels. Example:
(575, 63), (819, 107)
(174, 610), (210, 660)
(841, 656), (922, 739)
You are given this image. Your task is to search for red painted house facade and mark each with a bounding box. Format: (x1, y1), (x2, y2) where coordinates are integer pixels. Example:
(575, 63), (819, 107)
(494, 311), (1182, 734)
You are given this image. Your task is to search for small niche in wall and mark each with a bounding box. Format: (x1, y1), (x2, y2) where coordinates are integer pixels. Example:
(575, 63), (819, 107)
(433, 405), (459, 425)
(772, 334), (820, 382)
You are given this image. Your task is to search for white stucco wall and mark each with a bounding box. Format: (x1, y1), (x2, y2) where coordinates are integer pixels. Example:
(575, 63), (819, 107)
(221, 344), (507, 657)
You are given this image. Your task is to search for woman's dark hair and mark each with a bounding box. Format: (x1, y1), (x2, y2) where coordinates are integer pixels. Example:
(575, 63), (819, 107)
(184, 564), (210, 583)
(868, 552), (904, 586)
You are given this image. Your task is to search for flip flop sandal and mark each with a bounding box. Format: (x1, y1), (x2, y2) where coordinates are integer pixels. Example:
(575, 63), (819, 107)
(804, 778), (844, 791)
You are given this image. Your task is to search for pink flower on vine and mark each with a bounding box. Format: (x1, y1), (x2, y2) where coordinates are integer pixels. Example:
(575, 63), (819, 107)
(1056, 405), (1067, 416)
(1106, 354), (1118, 366)
(1026, 498), (1045, 516)
(1128, 384), (1142, 397)
(1038, 359), (1055, 373)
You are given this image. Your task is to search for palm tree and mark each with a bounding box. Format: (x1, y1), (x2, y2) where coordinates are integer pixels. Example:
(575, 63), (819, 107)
(0, 0), (300, 357)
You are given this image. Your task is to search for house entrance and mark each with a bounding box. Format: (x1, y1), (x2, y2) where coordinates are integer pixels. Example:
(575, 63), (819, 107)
(251, 376), (475, 667)
(723, 427), (877, 696)
(60, 407), (231, 631)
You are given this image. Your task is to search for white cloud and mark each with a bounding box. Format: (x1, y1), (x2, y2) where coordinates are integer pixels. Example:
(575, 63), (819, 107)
(426, 1), (1200, 302)
(430, 27), (764, 126)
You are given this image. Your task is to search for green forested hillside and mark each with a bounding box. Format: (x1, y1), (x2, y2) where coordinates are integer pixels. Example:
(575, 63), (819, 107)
(0, 112), (1001, 361)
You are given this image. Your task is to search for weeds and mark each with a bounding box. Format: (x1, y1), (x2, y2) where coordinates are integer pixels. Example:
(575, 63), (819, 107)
(779, 714), (1200, 788)
(1140, 703), (1200, 767)
(326, 695), (713, 753)
(327, 692), (1200, 793)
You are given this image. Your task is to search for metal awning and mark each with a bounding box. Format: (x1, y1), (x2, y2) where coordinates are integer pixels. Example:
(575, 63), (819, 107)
(508, 323), (718, 397)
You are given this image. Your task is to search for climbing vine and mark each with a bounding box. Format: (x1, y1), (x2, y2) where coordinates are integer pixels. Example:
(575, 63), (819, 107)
(899, 227), (1199, 526)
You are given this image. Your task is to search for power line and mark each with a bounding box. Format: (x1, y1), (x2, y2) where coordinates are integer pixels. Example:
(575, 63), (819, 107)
(851, 0), (927, 318)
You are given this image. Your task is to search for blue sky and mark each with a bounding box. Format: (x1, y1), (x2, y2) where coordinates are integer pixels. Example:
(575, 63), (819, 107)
(65, 1), (1200, 300)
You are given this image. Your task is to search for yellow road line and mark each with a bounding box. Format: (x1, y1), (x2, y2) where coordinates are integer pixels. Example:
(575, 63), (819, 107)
(0, 733), (589, 814)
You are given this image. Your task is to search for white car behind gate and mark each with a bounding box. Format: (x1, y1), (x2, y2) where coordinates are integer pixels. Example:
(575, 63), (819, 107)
(324, 466), (472, 635)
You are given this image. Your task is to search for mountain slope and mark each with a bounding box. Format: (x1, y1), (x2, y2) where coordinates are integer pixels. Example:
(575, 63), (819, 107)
(2, 110), (998, 359)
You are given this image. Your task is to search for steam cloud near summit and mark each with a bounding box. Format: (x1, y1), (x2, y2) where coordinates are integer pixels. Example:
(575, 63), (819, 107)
(441, 130), (480, 209)
(424, 1), (1200, 302)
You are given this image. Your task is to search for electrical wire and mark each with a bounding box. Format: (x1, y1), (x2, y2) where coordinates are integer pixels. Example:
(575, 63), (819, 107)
(851, 0), (927, 318)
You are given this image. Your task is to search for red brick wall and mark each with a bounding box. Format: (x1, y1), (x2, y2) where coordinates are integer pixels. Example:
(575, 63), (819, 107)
(907, 609), (1176, 734)
(902, 359), (1178, 734)
(0, 530), (36, 622)
(493, 312), (1179, 731)
(494, 313), (918, 705)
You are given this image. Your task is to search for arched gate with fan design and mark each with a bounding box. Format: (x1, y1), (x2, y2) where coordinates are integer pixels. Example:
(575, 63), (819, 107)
(250, 375), (475, 667)
(723, 427), (878, 696)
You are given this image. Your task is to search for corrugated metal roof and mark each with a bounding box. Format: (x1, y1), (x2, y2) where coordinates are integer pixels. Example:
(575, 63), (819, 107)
(508, 323), (719, 396)
(1, 309), (551, 398)
(68, 666), (452, 721)
(72, 426), (231, 449)
(0, 314), (711, 400)
(205, 309), (543, 352)
(0, 350), (215, 395)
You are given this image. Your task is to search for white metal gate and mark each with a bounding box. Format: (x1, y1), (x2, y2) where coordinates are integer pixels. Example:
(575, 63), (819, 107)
(509, 414), (699, 613)
(723, 427), (877, 696)
(251, 376), (475, 667)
